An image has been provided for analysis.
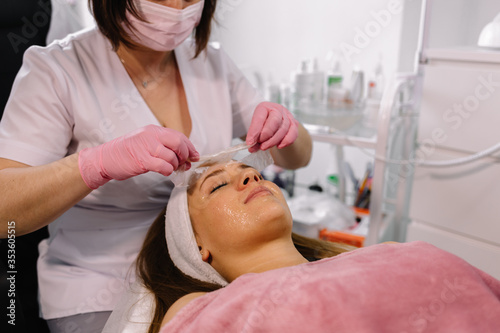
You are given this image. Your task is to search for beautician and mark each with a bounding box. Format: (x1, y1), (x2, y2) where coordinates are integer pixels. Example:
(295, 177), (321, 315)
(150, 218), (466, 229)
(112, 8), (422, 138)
(0, 0), (312, 331)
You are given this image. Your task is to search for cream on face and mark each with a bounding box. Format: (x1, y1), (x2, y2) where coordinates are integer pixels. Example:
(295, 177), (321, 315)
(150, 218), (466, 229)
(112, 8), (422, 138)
(187, 162), (293, 258)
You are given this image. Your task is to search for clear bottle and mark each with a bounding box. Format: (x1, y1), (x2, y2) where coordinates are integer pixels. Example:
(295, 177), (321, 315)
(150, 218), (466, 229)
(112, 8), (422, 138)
(363, 57), (385, 129)
(311, 58), (325, 107)
(264, 73), (281, 104)
(326, 58), (346, 110)
(347, 69), (365, 109)
(291, 60), (315, 113)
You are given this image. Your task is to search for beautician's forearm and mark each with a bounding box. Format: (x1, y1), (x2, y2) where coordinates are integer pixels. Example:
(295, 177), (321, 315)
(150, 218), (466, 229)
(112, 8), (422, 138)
(271, 123), (312, 170)
(0, 154), (91, 237)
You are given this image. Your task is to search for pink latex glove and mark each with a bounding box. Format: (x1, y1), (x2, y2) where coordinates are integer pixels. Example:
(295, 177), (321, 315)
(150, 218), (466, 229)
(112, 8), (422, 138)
(246, 102), (299, 153)
(78, 124), (199, 189)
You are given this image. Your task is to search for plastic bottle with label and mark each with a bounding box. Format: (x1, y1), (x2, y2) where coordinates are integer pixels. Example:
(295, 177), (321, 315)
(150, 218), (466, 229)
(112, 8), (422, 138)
(291, 59), (324, 113)
(291, 60), (313, 113)
(326, 57), (346, 110)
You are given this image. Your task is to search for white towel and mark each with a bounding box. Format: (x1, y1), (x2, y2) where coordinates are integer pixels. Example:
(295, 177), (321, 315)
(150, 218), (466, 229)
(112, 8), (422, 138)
(101, 281), (155, 333)
(165, 145), (273, 285)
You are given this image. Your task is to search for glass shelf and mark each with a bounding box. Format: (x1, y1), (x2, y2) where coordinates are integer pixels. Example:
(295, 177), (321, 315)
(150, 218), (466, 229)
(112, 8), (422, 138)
(294, 106), (378, 149)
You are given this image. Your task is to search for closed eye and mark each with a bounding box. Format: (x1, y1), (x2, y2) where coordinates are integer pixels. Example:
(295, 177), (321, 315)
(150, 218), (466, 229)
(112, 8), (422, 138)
(210, 182), (227, 194)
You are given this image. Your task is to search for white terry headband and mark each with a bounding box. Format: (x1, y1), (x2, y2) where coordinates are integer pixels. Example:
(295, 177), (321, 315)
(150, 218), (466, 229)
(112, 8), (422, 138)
(165, 144), (274, 286)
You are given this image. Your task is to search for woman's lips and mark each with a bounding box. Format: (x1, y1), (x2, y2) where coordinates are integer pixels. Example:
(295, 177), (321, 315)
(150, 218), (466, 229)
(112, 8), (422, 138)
(245, 186), (272, 204)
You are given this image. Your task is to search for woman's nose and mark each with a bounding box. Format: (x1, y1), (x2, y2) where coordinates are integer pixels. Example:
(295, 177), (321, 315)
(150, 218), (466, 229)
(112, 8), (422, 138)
(239, 170), (261, 189)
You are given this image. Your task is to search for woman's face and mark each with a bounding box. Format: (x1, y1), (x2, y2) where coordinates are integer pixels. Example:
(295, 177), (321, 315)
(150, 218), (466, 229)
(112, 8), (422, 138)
(188, 162), (293, 258)
(148, 0), (203, 9)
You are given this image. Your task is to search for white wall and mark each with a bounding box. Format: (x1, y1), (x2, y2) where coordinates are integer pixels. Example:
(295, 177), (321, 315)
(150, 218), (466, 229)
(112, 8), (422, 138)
(213, 0), (406, 194)
(213, 0), (404, 88)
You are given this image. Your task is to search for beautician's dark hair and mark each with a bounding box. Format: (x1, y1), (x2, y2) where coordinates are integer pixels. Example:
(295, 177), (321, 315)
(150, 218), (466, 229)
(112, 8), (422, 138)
(89, 0), (217, 57)
(136, 208), (354, 333)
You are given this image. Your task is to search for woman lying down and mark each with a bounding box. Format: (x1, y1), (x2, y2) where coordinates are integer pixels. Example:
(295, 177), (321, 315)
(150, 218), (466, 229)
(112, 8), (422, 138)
(103, 151), (500, 333)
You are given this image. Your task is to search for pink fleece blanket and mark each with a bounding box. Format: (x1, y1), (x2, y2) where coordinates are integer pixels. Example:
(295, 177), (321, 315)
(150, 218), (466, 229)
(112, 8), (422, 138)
(160, 241), (500, 333)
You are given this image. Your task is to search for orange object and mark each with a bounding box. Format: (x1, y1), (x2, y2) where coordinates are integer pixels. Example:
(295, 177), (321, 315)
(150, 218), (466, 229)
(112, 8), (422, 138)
(352, 206), (370, 217)
(319, 229), (365, 248)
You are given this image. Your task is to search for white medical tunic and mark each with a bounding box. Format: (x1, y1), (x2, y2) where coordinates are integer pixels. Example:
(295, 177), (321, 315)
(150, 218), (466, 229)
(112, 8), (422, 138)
(0, 26), (262, 319)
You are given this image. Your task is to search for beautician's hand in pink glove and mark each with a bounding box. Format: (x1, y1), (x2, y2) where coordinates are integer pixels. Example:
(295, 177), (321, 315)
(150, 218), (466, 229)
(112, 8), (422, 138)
(246, 102), (299, 153)
(78, 124), (199, 189)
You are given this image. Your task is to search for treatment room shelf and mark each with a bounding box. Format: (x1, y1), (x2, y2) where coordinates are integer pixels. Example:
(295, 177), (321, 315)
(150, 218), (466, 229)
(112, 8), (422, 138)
(299, 108), (378, 150)
(303, 123), (377, 150)
(298, 73), (420, 245)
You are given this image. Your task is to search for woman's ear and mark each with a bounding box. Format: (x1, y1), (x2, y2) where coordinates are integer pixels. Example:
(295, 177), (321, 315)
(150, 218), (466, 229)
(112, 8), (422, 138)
(201, 249), (212, 264)
(199, 247), (211, 263)
(195, 233), (211, 263)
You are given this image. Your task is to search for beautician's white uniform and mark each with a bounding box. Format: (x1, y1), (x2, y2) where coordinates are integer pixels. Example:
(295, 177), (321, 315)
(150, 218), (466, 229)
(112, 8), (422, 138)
(0, 26), (261, 319)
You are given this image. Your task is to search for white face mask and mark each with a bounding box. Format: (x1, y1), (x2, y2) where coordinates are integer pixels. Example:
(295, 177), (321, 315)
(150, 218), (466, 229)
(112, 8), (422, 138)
(125, 0), (205, 52)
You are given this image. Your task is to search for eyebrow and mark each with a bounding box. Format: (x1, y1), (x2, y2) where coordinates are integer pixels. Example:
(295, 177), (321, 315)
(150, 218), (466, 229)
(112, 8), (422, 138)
(199, 164), (253, 190)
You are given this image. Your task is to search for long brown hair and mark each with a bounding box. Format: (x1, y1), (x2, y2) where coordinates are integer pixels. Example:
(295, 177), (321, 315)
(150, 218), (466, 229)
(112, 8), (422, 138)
(136, 208), (354, 333)
(89, 0), (217, 57)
